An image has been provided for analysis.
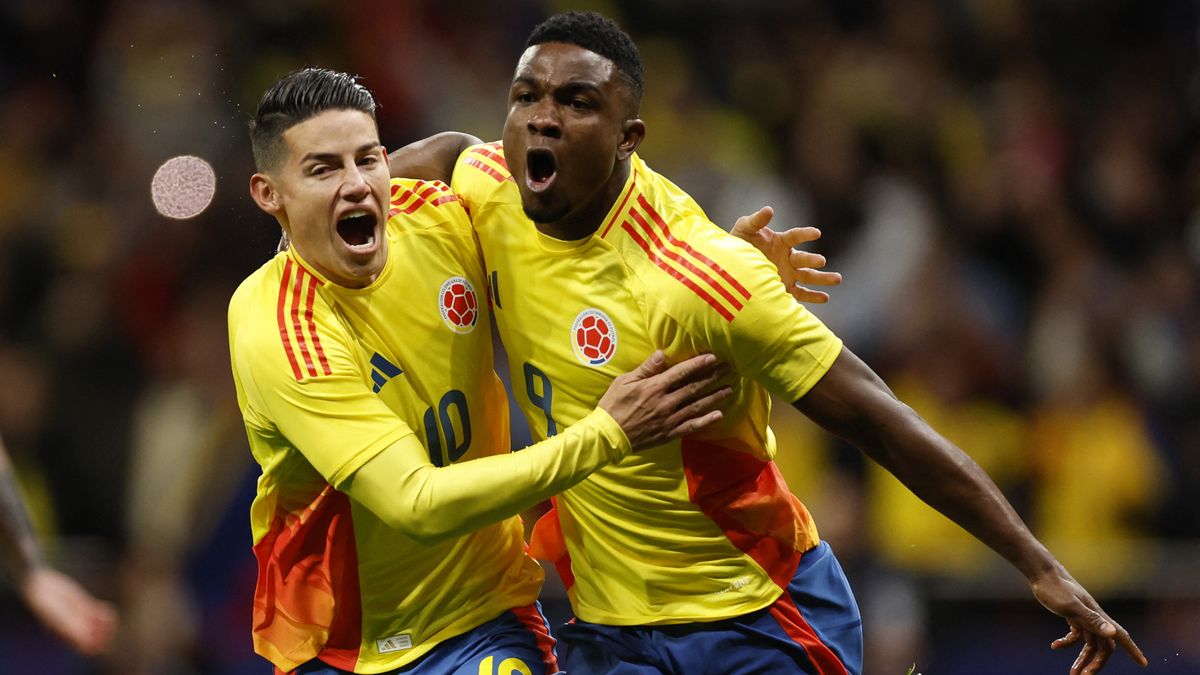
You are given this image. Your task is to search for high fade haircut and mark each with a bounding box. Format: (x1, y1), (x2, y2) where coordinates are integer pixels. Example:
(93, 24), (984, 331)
(525, 11), (644, 107)
(249, 67), (378, 172)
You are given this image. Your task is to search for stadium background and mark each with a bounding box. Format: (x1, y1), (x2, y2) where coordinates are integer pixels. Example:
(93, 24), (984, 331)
(0, 0), (1197, 672)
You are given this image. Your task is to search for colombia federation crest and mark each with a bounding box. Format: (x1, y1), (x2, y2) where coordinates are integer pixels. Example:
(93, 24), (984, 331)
(572, 309), (618, 366)
(439, 276), (478, 334)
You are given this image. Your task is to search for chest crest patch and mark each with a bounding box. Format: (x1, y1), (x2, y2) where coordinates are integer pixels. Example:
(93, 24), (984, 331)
(439, 276), (479, 333)
(572, 309), (618, 366)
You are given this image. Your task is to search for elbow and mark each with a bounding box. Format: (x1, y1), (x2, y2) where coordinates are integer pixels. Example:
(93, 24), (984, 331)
(375, 505), (457, 547)
(370, 486), (473, 546)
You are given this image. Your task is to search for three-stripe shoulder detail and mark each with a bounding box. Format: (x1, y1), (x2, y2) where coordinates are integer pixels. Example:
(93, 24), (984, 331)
(460, 142), (512, 183)
(619, 195), (752, 322)
(276, 258), (333, 380)
(389, 180), (459, 217)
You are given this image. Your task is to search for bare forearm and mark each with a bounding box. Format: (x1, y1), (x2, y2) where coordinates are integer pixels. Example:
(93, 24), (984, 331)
(388, 131), (483, 182)
(794, 348), (1056, 580)
(0, 442), (44, 585)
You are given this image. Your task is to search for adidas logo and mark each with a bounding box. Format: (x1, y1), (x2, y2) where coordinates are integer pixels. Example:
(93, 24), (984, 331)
(370, 353), (403, 393)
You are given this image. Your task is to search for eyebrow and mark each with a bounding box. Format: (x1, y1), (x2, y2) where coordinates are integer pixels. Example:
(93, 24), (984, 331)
(300, 142), (381, 164)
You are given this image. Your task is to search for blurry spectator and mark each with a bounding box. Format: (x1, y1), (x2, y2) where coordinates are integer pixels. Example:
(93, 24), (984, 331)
(0, 431), (116, 656)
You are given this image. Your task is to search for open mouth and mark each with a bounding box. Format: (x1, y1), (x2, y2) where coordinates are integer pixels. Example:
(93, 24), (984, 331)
(337, 210), (378, 249)
(526, 148), (557, 191)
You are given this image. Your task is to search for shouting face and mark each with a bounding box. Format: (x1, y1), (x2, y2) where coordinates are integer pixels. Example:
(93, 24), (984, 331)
(502, 42), (644, 236)
(251, 109), (389, 288)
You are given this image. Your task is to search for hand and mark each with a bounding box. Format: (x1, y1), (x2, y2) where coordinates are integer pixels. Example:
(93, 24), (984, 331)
(599, 351), (731, 450)
(1030, 567), (1147, 674)
(22, 566), (117, 656)
(730, 206), (842, 303)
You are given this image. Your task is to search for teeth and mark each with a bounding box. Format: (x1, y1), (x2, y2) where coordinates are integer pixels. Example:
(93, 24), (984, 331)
(350, 233), (376, 249)
(340, 209), (371, 221)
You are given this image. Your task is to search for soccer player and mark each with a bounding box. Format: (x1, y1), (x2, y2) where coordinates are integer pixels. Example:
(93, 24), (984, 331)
(0, 433), (116, 655)
(230, 67), (736, 674)
(387, 11), (1148, 675)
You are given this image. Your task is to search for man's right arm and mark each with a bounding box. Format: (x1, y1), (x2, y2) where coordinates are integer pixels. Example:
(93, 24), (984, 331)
(387, 132), (482, 182)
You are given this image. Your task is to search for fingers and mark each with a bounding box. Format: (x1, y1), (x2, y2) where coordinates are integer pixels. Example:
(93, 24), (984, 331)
(790, 249), (828, 270)
(668, 408), (725, 438)
(730, 206), (774, 239)
(1051, 626), (1082, 650)
(627, 350), (668, 380)
(790, 287), (832, 304)
(794, 268), (843, 286)
(652, 353), (722, 393)
(777, 225), (822, 247)
(1116, 628), (1148, 667)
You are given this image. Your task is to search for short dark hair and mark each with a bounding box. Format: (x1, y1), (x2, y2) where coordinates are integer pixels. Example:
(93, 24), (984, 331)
(249, 67), (377, 172)
(525, 11), (643, 105)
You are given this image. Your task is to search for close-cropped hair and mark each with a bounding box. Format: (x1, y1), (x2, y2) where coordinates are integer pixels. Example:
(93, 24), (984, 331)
(249, 67), (377, 172)
(526, 11), (644, 105)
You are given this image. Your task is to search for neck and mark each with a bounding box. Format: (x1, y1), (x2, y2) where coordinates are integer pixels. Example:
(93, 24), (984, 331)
(535, 160), (630, 241)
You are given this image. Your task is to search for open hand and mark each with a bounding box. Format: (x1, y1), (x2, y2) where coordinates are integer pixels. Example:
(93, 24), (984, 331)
(730, 206), (842, 303)
(1030, 567), (1147, 674)
(23, 566), (117, 656)
(599, 351), (731, 450)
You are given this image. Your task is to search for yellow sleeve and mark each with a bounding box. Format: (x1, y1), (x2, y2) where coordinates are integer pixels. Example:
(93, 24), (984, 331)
(232, 300), (414, 487)
(673, 221), (843, 402)
(450, 142), (511, 216)
(343, 408), (630, 545)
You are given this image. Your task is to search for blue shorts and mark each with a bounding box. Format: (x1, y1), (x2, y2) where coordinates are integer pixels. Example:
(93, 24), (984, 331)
(558, 541), (862, 675)
(288, 603), (560, 675)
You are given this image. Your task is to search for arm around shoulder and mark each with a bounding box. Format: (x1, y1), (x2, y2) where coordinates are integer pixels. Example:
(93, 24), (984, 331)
(388, 132), (484, 182)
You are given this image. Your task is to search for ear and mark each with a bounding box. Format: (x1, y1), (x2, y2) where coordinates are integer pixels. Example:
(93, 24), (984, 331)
(617, 118), (645, 161)
(249, 172), (283, 218)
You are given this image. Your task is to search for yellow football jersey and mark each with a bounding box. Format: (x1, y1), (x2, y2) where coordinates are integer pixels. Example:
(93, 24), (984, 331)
(453, 145), (844, 625)
(229, 178), (628, 672)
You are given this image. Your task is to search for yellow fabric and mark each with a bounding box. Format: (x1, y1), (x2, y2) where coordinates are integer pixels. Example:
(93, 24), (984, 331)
(229, 178), (626, 671)
(454, 146), (843, 625)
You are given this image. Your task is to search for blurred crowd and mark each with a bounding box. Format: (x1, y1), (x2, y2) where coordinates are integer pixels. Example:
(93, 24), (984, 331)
(0, 0), (1196, 673)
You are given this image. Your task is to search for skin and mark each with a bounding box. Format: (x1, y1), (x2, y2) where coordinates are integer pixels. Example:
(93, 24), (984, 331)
(245, 106), (733, 467)
(250, 109), (390, 289)
(0, 435), (116, 655)
(497, 40), (1147, 675)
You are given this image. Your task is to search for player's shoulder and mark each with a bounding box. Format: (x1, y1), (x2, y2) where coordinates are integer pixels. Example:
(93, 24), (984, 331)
(387, 177), (467, 225)
(229, 254), (340, 378)
(451, 141), (514, 203)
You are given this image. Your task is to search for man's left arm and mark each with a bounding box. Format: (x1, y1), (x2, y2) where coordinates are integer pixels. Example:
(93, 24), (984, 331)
(792, 348), (1147, 675)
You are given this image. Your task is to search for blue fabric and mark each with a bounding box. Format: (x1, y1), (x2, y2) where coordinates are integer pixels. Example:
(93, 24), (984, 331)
(291, 603), (559, 675)
(558, 542), (862, 675)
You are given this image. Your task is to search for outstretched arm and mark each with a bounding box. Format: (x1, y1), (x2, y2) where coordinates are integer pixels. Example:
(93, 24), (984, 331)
(388, 132), (483, 182)
(793, 348), (1147, 675)
(728, 206), (842, 304)
(0, 435), (116, 655)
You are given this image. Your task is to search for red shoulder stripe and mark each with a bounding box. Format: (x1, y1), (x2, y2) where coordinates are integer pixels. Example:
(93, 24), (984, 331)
(291, 266), (318, 377)
(629, 206), (745, 315)
(599, 172), (637, 239)
(637, 195), (751, 300)
(465, 158), (510, 183)
(470, 145), (508, 170)
(622, 221), (735, 321)
(276, 259), (303, 380)
(302, 272), (331, 375)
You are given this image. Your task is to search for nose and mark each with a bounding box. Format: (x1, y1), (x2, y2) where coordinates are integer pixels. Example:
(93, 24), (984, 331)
(527, 99), (562, 139)
(341, 165), (370, 201)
